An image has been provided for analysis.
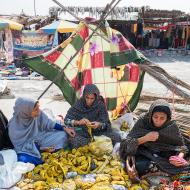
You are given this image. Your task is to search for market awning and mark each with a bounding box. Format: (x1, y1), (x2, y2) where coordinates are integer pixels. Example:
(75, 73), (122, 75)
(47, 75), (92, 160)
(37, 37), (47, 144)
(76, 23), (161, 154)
(40, 20), (77, 34)
(159, 24), (176, 30)
(144, 26), (159, 31)
(0, 18), (23, 31)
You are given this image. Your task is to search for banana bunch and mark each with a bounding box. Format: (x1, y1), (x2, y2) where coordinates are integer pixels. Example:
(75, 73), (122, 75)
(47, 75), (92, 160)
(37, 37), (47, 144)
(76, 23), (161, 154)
(129, 184), (143, 190)
(63, 179), (76, 190)
(74, 175), (95, 189)
(25, 146), (106, 185)
(23, 145), (150, 190)
(86, 123), (94, 141)
(139, 180), (150, 190)
(33, 181), (49, 190)
(16, 179), (34, 190)
(17, 179), (49, 190)
(86, 183), (114, 190)
(121, 121), (129, 131)
(109, 168), (127, 187)
(96, 174), (111, 183)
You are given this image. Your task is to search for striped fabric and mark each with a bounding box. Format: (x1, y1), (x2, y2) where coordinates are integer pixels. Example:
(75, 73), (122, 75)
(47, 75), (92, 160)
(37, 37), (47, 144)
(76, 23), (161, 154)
(24, 21), (148, 119)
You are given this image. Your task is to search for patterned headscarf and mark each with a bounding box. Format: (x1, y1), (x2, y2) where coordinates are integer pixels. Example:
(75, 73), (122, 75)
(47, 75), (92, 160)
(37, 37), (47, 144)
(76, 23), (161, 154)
(149, 99), (172, 121)
(65, 84), (108, 123)
(81, 84), (100, 110)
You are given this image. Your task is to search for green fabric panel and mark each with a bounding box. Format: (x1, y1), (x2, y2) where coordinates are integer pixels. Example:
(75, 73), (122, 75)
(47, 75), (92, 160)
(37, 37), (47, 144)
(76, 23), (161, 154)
(111, 50), (147, 67)
(104, 51), (111, 67)
(106, 98), (117, 111)
(78, 72), (83, 85)
(24, 57), (77, 105)
(120, 67), (130, 81)
(56, 46), (65, 52)
(127, 71), (145, 111)
(70, 35), (84, 51)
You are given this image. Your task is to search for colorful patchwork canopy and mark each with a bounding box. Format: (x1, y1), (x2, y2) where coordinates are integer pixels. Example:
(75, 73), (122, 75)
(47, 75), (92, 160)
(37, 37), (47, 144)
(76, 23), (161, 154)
(24, 21), (148, 118)
(40, 20), (78, 34)
(0, 18), (23, 31)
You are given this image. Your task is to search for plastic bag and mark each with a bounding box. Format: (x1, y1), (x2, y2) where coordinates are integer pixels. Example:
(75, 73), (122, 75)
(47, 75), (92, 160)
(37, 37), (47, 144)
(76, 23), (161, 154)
(112, 184), (126, 190)
(0, 80), (7, 94)
(111, 113), (134, 131)
(89, 135), (113, 156)
(42, 108), (64, 125)
(112, 142), (121, 159)
(65, 171), (78, 179)
(0, 149), (35, 189)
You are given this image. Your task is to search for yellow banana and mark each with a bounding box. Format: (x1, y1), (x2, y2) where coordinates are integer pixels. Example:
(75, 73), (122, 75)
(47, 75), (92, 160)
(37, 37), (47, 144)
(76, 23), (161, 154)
(111, 180), (126, 186)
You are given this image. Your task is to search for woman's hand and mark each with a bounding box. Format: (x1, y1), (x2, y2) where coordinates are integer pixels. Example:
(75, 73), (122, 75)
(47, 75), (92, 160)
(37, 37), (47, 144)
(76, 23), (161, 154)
(64, 127), (76, 137)
(78, 118), (90, 125)
(138, 131), (159, 145)
(169, 155), (188, 167)
(169, 159), (187, 167)
(41, 146), (55, 153)
(144, 132), (159, 142)
(89, 122), (101, 129)
(178, 152), (185, 158)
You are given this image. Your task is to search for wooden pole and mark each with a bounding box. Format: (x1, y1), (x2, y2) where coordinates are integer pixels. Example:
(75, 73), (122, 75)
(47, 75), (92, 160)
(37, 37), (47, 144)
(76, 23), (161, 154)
(37, 0), (121, 100)
(140, 63), (190, 103)
(34, 0), (37, 17)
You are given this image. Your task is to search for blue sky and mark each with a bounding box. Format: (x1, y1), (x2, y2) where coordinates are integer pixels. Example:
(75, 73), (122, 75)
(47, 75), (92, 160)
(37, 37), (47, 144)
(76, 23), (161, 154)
(1, 0), (189, 16)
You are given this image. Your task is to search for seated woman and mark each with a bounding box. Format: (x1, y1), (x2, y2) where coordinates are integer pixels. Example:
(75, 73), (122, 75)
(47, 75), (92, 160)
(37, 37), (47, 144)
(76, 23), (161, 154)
(8, 97), (75, 165)
(120, 99), (190, 177)
(0, 110), (13, 150)
(64, 84), (121, 149)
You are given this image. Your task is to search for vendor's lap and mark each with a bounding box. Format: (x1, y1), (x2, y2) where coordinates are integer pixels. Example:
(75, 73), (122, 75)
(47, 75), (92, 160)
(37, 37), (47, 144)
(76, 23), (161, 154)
(39, 130), (68, 150)
(64, 84), (121, 148)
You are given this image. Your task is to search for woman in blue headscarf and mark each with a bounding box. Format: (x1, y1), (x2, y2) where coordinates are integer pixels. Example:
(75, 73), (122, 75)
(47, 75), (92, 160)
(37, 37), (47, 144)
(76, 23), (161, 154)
(8, 97), (75, 165)
(64, 84), (121, 148)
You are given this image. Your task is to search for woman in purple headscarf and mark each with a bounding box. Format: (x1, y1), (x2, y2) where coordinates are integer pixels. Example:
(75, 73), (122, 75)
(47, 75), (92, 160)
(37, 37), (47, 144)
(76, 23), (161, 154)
(64, 84), (121, 149)
(8, 97), (75, 165)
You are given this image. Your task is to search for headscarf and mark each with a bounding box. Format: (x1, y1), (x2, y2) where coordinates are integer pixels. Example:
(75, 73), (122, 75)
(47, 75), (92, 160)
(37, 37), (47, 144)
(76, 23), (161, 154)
(65, 84), (110, 128)
(8, 97), (55, 157)
(133, 99), (172, 133)
(149, 99), (172, 122)
(80, 84), (101, 112)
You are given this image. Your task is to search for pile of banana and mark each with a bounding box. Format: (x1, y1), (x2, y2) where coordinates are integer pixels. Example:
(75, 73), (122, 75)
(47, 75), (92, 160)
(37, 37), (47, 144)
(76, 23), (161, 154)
(16, 179), (49, 190)
(16, 145), (150, 190)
